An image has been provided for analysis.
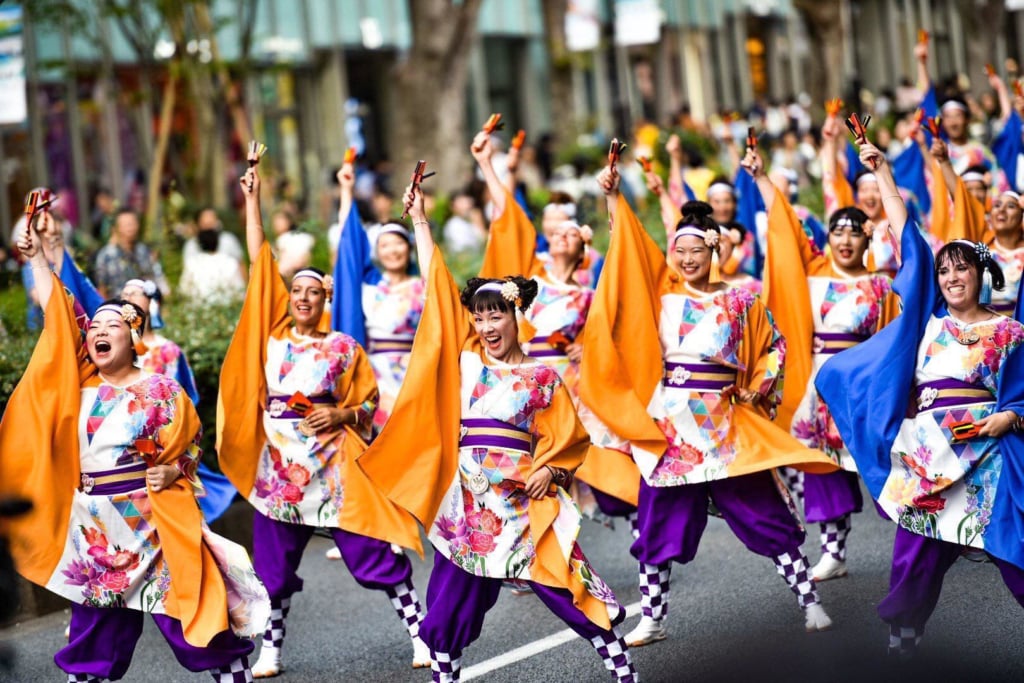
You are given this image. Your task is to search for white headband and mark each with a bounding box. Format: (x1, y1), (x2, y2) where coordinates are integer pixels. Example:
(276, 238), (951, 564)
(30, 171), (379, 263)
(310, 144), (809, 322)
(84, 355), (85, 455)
(376, 224), (412, 242)
(855, 173), (878, 186)
(961, 171), (986, 184)
(673, 225), (711, 243)
(543, 202), (576, 218)
(941, 100), (968, 114)
(476, 282), (504, 294)
(1002, 190), (1022, 201)
(122, 279), (158, 298)
(292, 269), (325, 284)
(706, 183), (735, 199)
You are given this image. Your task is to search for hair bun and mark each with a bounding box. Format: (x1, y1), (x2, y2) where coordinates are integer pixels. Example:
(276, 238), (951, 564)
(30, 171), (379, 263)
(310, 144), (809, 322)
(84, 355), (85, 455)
(680, 200), (713, 220)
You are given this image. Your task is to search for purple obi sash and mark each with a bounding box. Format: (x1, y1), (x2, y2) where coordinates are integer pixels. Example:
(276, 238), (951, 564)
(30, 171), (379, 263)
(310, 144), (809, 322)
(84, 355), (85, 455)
(79, 462), (147, 495)
(527, 335), (570, 359)
(662, 362), (737, 391)
(812, 331), (868, 356)
(914, 378), (993, 412)
(990, 301), (1016, 316)
(266, 393), (336, 420)
(367, 336), (414, 354)
(459, 418), (533, 453)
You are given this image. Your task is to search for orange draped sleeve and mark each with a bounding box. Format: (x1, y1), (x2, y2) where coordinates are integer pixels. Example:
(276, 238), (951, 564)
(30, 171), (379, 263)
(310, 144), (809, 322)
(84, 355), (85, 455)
(478, 191), (543, 280)
(358, 246), (471, 532)
(726, 297), (839, 476)
(930, 161), (991, 244)
(952, 178), (991, 244)
(763, 187), (829, 430)
(216, 242), (291, 496)
(579, 195), (668, 459)
(525, 384), (611, 628)
(0, 275), (92, 587)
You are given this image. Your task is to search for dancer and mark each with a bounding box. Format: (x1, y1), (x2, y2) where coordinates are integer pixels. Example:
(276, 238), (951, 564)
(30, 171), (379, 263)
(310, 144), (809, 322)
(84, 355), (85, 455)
(745, 145), (897, 581)
(332, 156), (424, 436)
(583, 163), (838, 647)
(475, 129), (641, 527)
(360, 182), (638, 683)
(1, 213), (268, 683)
(817, 140), (1024, 658)
(217, 166), (428, 677)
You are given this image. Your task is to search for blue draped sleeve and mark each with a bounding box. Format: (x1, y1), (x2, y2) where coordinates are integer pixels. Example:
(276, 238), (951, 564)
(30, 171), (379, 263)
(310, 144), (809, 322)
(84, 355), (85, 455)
(993, 110), (1023, 193)
(891, 139), (931, 216)
(58, 249), (104, 316)
(815, 223), (938, 498)
(330, 206), (381, 345)
(733, 169), (766, 275)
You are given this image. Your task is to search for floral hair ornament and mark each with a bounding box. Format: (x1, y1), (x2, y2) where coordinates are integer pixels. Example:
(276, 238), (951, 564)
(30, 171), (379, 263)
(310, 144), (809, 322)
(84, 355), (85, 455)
(560, 221), (593, 244)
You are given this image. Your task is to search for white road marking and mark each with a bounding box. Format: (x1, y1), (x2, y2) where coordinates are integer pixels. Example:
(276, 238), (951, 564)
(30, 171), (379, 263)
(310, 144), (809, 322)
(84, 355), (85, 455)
(461, 601), (642, 680)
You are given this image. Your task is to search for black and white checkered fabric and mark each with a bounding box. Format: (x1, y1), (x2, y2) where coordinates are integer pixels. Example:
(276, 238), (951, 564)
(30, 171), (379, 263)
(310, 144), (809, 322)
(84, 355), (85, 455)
(590, 629), (639, 682)
(386, 578), (424, 638)
(429, 650), (462, 682)
(773, 551), (819, 609)
(820, 515), (851, 561)
(210, 656), (253, 683)
(638, 561), (671, 620)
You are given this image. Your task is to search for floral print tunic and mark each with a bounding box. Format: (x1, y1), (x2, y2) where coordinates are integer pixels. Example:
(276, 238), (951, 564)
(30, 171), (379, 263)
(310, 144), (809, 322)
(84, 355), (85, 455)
(641, 286), (784, 486)
(362, 276), (425, 433)
(47, 373), (267, 636)
(251, 329), (377, 526)
(790, 274), (892, 469)
(881, 314), (1024, 548)
(427, 351), (619, 612)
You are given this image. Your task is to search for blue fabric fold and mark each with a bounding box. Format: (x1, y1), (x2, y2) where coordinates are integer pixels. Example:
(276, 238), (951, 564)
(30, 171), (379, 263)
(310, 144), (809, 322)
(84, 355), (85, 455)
(993, 110), (1023, 193)
(891, 138), (931, 216)
(733, 169), (765, 275)
(58, 249), (104, 315)
(331, 206), (380, 345)
(196, 462), (237, 522)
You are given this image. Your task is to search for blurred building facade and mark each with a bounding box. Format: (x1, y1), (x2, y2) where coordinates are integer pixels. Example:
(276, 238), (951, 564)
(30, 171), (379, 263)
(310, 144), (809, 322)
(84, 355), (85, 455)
(2, 0), (1023, 236)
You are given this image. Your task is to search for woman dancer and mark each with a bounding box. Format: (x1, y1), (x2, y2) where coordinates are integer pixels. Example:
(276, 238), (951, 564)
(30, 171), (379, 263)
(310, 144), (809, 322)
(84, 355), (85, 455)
(1, 215), (268, 683)
(359, 182), (638, 683)
(475, 130), (641, 526)
(582, 165), (838, 647)
(332, 157), (425, 436)
(745, 145), (896, 581)
(217, 166), (428, 677)
(818, 141), (1024, 658)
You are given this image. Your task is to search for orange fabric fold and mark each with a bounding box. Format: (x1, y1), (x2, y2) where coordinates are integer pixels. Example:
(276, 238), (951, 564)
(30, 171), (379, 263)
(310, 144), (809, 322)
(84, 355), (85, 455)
(952, 178), (991, 244)
(575, 445), (641, 506)
(0, 276), (230, 646)
(832, 169), (855, 213)
(579, 195), (668, 458)
(479, 192), (543, 279)
(763, 188), (822, 430)
(930, 161), (991, 244)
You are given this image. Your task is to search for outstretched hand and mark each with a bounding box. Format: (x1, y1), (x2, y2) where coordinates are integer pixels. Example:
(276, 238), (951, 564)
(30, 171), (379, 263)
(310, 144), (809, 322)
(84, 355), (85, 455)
(740, 147), (764, 178)
(470, 131), (493, 163)
(336, 163), (355, 191)
(596, 166), (620, 197)
(858, 142), (886, 172)
(240, 167), (261, 199)
(930, 136), (949, 163)
(404, 183), (426, 223)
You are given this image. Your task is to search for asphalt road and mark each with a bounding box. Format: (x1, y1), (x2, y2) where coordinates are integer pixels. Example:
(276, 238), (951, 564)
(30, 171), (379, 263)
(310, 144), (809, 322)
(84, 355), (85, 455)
(3, 490), (1024, 682)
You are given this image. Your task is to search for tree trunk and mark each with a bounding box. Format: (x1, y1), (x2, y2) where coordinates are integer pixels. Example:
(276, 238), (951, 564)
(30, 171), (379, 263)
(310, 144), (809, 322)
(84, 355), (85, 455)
(542, 0), (576, 136)
(147, 63), (178, 239)
(793, 0), (845, 113)
(389, 0), (484, 197)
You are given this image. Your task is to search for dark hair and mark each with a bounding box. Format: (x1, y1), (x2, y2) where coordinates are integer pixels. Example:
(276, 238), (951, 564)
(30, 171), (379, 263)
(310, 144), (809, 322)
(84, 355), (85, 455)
(828, 207), (869, 233)
(708, 176), (734, 192)
(292, 266), (326, 280)
(934, 241), (1005, 297)
(460, 276), (538, 315)
(961, 165), (990, 180)
(721, 220), (747, 239)
(675, 200), (718, 235)
(547, 191), (576, 207)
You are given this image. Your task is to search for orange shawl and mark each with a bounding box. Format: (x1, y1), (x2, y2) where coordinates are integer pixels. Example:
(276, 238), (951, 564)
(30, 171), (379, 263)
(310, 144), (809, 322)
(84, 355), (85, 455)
(0, 276), (229, 646)
(359, 247), (611, 627)
(216, 242), (419, 551)
(929, 160), (991, 244)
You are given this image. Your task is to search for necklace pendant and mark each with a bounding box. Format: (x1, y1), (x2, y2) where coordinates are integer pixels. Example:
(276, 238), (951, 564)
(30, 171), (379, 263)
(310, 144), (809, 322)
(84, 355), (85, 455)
(468, 471), (491, 495)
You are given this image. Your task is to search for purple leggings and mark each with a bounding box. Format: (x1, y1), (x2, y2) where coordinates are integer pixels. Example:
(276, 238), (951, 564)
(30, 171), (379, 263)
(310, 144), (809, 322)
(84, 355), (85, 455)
(591, 487), (638, 518)
(418, 551), (624, 655)
(803, 470), (863, 523)
(252, 512), (412, 600)
(55, 603), (252, 680)
(631, 471), (805, 566)
(877, 526), (1024, 630)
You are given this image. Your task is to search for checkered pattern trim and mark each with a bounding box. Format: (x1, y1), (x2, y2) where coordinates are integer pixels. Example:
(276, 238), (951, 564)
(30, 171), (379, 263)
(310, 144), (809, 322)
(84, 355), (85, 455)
(626, 511), (640, 540)
(66, 675), (101, 682)
(262, 597), (290, 649)
(888, 625), (922, 656)
(590, 629), (638, 682)
(210, 656), (253, 683)
(386, 579), (424, 638)
(779, 467), (804, 503)
(429, 650), (462, 682)
(820, 515), (851, 562)
(773, 551), (819, 609)
(637, 562), (671, 620)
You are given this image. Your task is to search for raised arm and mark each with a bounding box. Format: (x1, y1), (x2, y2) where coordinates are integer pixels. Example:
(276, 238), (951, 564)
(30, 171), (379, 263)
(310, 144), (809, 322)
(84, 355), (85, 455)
(740, 146), (776, 213)
(404, 183), (434, 275)
(930, 135), (959, 199)
(337, 158), (356, 227)
(471, 131), (507, 217)
(16, 212), (54, 312)
(643, 168), (681, 239)
(665, 134), (686, 206)
(989, 71), (1013, 124)
(596, 164), (620, 227)
(914, 40), (931, 93)
(859, 141), (907, 241)
(503, 138), (520, 194)
(240, 167), (264, 260)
